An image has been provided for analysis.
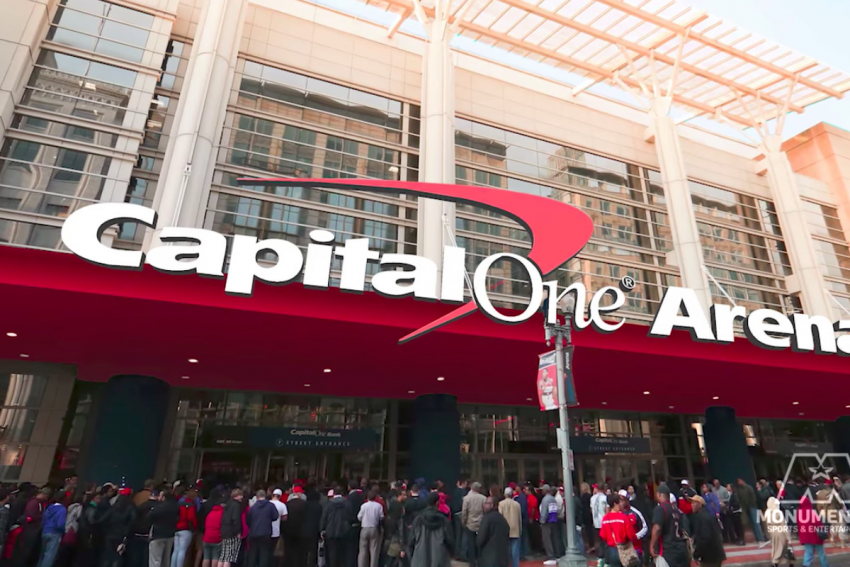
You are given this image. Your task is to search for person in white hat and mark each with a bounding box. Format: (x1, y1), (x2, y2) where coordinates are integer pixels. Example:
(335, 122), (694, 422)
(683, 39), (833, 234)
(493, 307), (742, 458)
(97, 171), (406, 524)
(270, 488), (289, 553)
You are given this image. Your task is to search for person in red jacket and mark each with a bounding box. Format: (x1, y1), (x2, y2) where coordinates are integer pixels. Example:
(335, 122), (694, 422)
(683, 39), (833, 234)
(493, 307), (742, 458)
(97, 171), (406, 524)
(203, 497), (225, 567)
(173, 485), (199, 567)
(797, 496), (830, 567)
(600, 494), (639, 567)
(525, 485), (541, 555)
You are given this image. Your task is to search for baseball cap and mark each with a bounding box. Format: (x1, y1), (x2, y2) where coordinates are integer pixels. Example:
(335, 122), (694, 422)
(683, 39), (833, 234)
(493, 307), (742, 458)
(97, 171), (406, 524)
(618, 489), (628, 497)
(293, 486), (305, 494)
(273, 489), (283, 496)
(681, 480), (689, 485)
(689, 495), (705, 505)
(657, 484), (671, 496)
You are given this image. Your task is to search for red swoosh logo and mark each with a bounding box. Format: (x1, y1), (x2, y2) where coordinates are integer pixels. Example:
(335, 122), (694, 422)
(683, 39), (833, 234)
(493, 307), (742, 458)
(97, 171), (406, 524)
(239, 178), (594, 343)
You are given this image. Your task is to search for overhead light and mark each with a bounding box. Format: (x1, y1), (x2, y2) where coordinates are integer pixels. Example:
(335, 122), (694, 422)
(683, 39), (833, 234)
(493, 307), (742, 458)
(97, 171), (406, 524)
(304, 383), (311, 387)
(437, 377), (445, 381)
(643, 391), (650, 395)
(19, 354), (29, 358)
(526, 398), (532, 401)
(181, 376), (189, 380)
(792, 401), (799, 406)
(323, 368), (332, 373)
(6, 332), (17, 337)
(601, 401), (607, 405)
(188, 358), (198, 363)
(799, 412), (805, 416)
(408, 390), (415, 394)
(669, 405), (674, 409)
(712, 396), (719, 400)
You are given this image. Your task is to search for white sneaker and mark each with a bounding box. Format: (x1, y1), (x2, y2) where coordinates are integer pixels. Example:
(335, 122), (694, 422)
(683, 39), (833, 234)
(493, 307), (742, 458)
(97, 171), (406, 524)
(544, 561), (557, 565)
(759, 541), (770, 549)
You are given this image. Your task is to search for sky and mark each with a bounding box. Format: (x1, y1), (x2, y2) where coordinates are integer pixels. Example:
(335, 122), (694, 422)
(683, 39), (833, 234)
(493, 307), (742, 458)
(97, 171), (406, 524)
(676, 0), (850, 140)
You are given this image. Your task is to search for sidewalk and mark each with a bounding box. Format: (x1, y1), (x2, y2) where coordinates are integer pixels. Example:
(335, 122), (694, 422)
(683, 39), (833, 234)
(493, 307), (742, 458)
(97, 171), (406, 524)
(452, 542), (850, 567)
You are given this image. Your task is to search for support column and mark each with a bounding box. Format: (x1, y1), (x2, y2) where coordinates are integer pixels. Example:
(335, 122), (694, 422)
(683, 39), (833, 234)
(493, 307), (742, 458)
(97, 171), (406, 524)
(761, 134), (834, 318)
(146, 0), (246, 247)
(410, 394), (460, 486)
(417, 8), (456, 291)
(80, 376), (170, 488)
(649, 97), (713, 312)
(703, 406), (754, 486)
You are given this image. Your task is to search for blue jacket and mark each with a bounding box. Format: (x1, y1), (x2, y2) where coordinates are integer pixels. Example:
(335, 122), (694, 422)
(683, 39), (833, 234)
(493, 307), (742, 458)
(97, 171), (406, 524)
(703, 491), (721, 517)
(246, 499), (279, 538)
(42, 503), (66, 535)
(515, 493), (529, 524)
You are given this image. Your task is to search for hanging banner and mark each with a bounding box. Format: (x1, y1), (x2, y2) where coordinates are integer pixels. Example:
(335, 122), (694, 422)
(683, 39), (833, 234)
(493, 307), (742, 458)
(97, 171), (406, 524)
(537, 351), (559, 411)
(537, 348), (578, 411)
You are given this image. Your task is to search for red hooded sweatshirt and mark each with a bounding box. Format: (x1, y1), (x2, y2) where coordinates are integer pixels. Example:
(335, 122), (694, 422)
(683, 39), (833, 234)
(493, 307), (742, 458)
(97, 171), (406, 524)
(600, 511), (638, 547)
(204, 505), (224, 544)
(797, 497), (826, 546)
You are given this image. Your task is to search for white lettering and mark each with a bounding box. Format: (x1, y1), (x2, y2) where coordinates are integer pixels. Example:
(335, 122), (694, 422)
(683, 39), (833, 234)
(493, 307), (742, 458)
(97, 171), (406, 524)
(440, 246), (466, 303)
(146, 228), (226, 276)
(61, 203), (156, 269)
(834, 321), (850, 355)
(335, 239), (379, 293)
(709, 304), (747, 344)
(472, 253), (543, 323)
(372, 254), (438, 299)
(303, 230), (335, 288)
(649, 287), (715, 341)
(791, 314), (837, 354)
(589, 286), (626, 333)
(744, 309), (794, 350)
(225, 235), (304, 296)
(543, 281), (592, 330)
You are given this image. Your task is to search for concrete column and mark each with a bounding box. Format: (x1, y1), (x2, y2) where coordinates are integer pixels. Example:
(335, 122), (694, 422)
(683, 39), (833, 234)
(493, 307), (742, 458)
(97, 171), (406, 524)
(410, 394), (460, 486)
(703, 406), (754, 486)
(761, 134), (834, 318)
(146, 0), (247, 248)
(649, 96), (713, 312)
(0, 0), (50, 144)
(417, 15), (456, 290)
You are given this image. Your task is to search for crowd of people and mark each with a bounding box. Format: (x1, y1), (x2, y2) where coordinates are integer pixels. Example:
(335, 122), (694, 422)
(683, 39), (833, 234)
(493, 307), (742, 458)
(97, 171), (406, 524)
(0, 473), (844, 567)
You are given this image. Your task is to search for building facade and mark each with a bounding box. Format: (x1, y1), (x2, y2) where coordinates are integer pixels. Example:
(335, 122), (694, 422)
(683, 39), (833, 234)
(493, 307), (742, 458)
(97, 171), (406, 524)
(0, 0), (848, 488)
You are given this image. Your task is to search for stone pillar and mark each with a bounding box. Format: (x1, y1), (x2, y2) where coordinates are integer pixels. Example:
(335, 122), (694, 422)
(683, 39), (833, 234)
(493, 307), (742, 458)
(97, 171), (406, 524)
(417, 13), (456, 292)
(649, 97), (713, 312)
(411, 394), (460, 486)
(703, 406), (754, 486)
(762, 134), (834, 318)
(146, 0), (246, 247)
(80, 376), (170, 488)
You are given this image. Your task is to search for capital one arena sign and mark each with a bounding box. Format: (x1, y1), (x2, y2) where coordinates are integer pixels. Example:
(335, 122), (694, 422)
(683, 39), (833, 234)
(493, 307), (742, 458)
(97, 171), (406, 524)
(60, 178), (850, 355)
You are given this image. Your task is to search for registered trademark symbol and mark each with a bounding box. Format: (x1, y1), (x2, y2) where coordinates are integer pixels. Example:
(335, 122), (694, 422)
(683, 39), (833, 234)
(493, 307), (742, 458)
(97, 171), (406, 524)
(619, 276), (636, 292)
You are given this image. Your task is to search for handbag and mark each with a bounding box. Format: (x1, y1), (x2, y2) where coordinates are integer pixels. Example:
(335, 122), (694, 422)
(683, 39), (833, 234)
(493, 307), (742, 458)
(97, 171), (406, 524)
(617, 540), (640, 567)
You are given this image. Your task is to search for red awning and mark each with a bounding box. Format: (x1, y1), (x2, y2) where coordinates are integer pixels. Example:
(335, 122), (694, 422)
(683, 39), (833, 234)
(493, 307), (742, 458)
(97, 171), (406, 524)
(0, 246), (846, 419)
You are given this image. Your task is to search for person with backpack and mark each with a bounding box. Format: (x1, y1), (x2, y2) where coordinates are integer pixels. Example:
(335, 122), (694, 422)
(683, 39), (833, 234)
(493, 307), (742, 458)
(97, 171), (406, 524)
(173, 485), (199, 567)
(37, 492), (66, 567)
(649, 485), (690, 567)
(618, 492), (647, 561)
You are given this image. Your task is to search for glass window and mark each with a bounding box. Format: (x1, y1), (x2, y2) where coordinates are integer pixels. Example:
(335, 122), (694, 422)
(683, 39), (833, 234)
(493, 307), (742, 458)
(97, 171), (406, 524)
(0, 374), (48, 407)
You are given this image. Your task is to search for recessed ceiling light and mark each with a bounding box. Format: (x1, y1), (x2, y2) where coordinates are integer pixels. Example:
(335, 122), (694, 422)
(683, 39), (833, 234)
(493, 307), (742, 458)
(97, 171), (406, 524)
(799, 412), (805, 416)
(601, 401), (607, 405)
(188, 358), (198, 363)
(6, 332), (17, 337)
(323, 368), (332, 373)
(643, 391), (650, 395)
(181, 376), (190, 380)
(792, 402), (799, 405)
(19, 354), (29, 358)
(669, 405), (674, 409)
(526, 397), (532, 401)
(712, 396), (719, 400)
(304, 383), (311, 387)
(408, 390), (415, 394)
(437, 377), (445, 381)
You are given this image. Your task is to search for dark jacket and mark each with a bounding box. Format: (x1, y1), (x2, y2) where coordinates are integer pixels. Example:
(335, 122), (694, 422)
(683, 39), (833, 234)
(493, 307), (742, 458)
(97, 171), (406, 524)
(283, 498), (306, 538)
(246, 499), (279, 539)
(149, 497), (179, 540)
(404, 497), (427, 530)
(737, 484), (756, 512)
(321, 497), (352, 539)
(477, 510), (510, 567)
(580, 493), (593, 525)
(302, 494), (322, 540)
(450, 487), (468, 515)
(690, 507), (726, 563)
(386, 499), (404, 544)
(348, 491), (365, 522)
(100, 501), (136, 542)
(756, 486), (772, 511)
(221, 499), (243, 540)
(133, 500), (156, 536)
(408, 507), (452, 567)
(515, 493), (529, 524)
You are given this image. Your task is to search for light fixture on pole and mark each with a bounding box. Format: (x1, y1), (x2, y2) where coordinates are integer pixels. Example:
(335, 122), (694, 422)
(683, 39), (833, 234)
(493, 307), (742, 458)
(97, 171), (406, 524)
(543, 291), (585, 567)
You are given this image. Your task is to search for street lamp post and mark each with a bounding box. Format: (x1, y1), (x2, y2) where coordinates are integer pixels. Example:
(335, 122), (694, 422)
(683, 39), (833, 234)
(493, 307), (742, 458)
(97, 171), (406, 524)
(544, 295), (587, 567)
